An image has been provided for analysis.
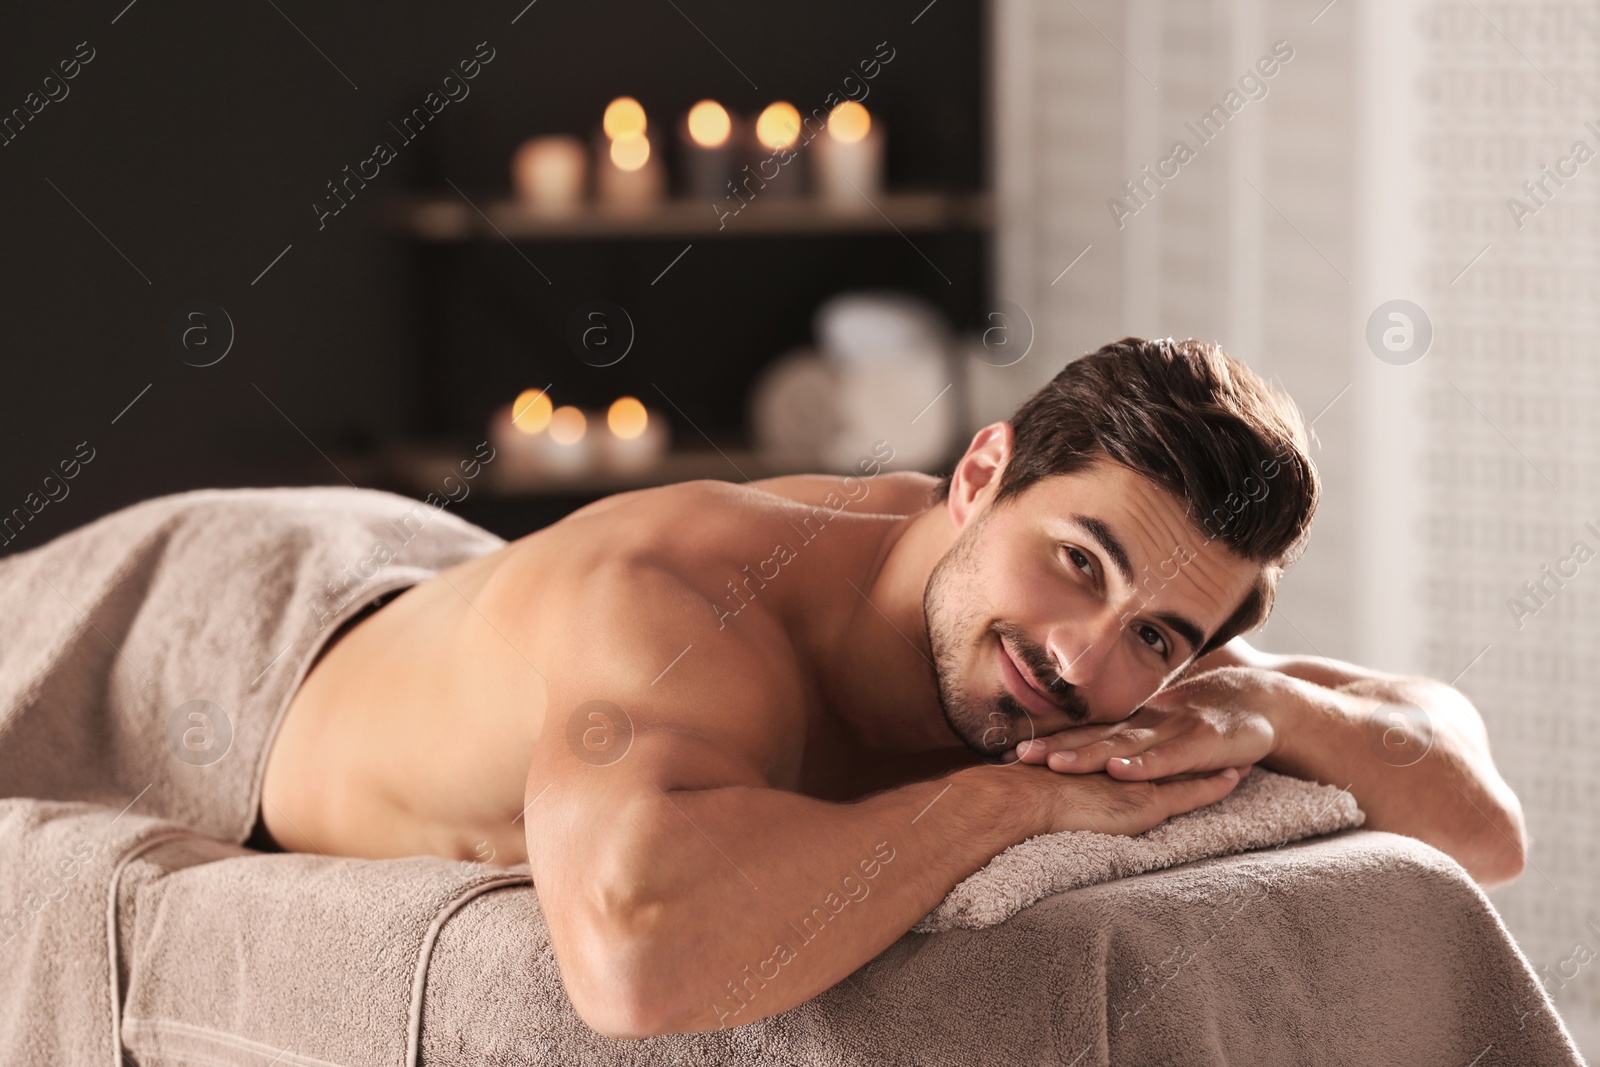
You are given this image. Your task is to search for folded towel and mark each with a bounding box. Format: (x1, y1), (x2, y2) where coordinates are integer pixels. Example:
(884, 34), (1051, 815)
(916, 766), (1363, 931)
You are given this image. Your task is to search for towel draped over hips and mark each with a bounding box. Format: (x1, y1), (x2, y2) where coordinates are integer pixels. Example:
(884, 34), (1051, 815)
(0, 486), (505, 841)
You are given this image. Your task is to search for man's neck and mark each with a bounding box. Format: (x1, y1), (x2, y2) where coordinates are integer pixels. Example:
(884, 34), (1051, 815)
(802, 504), (971, 759)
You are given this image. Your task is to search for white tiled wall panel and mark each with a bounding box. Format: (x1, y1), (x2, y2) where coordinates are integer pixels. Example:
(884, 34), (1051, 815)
(992, 0), (1599, 1052)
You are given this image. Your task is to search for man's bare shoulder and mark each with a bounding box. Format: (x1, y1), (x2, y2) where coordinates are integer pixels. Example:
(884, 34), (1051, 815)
(542, 470), (937, 545)
(746, 471), (939, 514)
(508, 480), (773, 576)
(491, 481), (814, 786)
(506, 475), (909, 583)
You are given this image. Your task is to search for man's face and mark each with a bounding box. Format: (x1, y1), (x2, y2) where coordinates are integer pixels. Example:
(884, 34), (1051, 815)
(924, 458), (1264, 759)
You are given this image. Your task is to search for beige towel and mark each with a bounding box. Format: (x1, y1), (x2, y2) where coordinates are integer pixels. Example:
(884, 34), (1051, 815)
(92, 816), (1586, 1065)
(0, 486), (504, 842)
(916, 767), (1363, 932)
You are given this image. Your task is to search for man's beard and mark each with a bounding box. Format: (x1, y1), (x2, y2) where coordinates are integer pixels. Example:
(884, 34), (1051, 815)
(922, 508), (1090, 759)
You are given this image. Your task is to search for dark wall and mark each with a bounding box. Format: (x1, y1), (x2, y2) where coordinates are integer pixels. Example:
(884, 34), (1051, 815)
(0, 0), (985, 553)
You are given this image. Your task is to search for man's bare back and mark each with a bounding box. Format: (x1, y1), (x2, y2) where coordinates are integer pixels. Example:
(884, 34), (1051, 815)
(260, 470), (968, 865)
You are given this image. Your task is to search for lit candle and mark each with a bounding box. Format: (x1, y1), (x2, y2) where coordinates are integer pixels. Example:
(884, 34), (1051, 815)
(488, 387), (555, 484)
(539, 404), (595, 474)
(812, 101), (884, 209)
(736, 100), (804, 201)
(600, 396), (670, 474)
(603, 96), (647, 141)
(597, 96), (664, 213)
(679, 99), (733, 201)
(511, 135), (587, 216)
(755, 102), (802, 153)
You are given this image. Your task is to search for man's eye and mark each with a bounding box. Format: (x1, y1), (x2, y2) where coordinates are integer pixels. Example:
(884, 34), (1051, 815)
(1137, 624), (1171, 658)
(1063, 545), (1094, 578)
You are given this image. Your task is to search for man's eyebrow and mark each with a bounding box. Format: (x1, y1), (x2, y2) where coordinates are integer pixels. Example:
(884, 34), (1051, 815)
(1068, 513), (1208, 654)
(1150, 610), (1207, 657)
(1070, 514), (1135, 587)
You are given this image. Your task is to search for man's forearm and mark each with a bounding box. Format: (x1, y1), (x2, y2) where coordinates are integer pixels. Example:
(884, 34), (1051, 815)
(617, 766), (1036, 1035)
(1196, 637), (1527, 885)
(1261, 670), (1527, 887)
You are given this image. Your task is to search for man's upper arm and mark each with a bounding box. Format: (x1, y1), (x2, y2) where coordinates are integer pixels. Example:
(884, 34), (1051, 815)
(518, 558), (797, 944)
(512, 556), (806, 1023)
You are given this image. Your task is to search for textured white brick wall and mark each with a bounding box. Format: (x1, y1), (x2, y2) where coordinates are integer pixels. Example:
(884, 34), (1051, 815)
(990, 0), (1598, 1053)
(1413, 1), (1600, 1051)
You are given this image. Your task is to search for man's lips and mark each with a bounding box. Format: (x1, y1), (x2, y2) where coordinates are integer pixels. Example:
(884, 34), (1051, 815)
(998, 638), (1064, 718)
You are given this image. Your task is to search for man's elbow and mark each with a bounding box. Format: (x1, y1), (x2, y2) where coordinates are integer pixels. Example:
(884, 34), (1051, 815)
(562, 896), (689, 1039)
(570, 984), (673, 1041)
(1473, 842), (1526, 890)
(1470, 800), (1529, 890)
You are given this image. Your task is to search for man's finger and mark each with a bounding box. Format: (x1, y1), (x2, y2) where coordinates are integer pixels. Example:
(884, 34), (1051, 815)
(1040, 728), (1162, 773)
(1015, 725), (1123, 764)
(1104, 735), (1204, 781)
(1150, 765), (1246, 821)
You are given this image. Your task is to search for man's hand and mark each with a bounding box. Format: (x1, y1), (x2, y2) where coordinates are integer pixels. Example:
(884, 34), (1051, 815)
(1012, 637), (1528, 888)
(1009, 666), (1293, 782)
(980, 759), (1251, 837)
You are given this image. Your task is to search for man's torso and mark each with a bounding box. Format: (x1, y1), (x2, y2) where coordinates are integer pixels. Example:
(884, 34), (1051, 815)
(259, 472), (968, 865)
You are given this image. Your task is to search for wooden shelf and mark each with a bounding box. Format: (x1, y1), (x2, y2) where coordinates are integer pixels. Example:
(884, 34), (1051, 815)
(383, 191), (992, 241)
(356, 441), (831, 498)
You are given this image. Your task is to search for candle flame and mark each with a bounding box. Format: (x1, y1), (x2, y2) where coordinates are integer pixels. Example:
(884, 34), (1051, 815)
(549, 405), (587, 445)
(511, 388), (552, 434)
(755, 102), (801, 150)
(607, 397), (649, 440)
(603, 96), (647, 140)
(610, 132), (651, 172)
(687, 100), (731, 148)
(828, 101), (871, 144)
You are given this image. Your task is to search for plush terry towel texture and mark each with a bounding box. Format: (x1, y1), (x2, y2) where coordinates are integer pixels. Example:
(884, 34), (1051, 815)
(916, 766), (1364, 932)
(0, 486), (505, 843)
(0, 486), (1587, 1065)
(0, 798), (1582, 1067)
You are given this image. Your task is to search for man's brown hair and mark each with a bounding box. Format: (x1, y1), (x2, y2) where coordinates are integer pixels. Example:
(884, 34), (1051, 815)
(932, 336), (1320, 656)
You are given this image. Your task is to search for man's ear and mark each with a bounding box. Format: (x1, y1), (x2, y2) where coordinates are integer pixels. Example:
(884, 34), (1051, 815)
(946, 422), (1014, 530)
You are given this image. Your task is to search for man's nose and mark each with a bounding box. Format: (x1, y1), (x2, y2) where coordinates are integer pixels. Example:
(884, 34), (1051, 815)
(1043, 608), (1123, 690)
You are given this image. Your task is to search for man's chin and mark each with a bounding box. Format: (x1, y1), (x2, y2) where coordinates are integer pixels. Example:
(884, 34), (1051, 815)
(943, 702), (1034, 761)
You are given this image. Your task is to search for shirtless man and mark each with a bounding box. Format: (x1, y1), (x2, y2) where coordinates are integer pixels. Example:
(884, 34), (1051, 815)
(259, 336), (1527, 1038)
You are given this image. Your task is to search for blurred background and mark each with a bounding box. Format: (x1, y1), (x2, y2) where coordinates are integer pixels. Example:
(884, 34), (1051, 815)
(1, 0), (1595, 1053)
